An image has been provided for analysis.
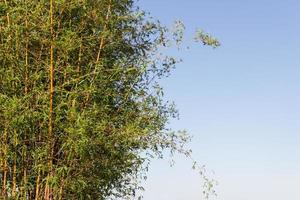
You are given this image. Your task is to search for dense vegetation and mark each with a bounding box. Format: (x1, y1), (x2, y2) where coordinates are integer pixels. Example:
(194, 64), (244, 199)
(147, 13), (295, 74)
(0, 0), (219, 199)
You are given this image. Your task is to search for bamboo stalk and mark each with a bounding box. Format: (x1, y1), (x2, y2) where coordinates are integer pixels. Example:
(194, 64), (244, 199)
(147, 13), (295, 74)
(12, 129), (19, 198)
(34, 170), (41, 200)
(58, 177), (65, 200)
(25, 11), (29, 94)
(22, 6), (29, 197)
(84, 0), (112, 106)
(4, 0), (10, 28)
(2, 128), (8, 198)
(77, 39), (83, 73)
(12, 155), (17, 197)
(48, 0), (54, 149)
(46, 0), (55, 199)
(22, 146), (28, 199)
(96, 0), (112, 63)
(2, 1), (10, 197)
(44, 177), (49, 200)
(0, 138), (2, 195)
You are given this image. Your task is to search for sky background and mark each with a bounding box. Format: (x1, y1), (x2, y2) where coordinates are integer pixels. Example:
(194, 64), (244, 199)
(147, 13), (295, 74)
(137, 0), (300, 200)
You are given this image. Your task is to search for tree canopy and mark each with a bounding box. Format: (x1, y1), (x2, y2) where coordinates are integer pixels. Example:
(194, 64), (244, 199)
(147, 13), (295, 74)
(0, 0), (218, 199)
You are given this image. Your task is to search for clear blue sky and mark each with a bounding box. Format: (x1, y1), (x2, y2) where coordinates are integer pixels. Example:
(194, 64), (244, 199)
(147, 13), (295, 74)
(137, 0), (300, 200)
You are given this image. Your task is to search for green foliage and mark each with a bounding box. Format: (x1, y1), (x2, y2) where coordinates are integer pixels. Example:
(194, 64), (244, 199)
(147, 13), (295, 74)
(195, 29), (221, 48)
(0, 0), (218, 199)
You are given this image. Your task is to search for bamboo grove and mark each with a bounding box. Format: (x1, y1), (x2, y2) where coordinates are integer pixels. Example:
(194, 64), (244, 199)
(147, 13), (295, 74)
(0, 0), (219, 199)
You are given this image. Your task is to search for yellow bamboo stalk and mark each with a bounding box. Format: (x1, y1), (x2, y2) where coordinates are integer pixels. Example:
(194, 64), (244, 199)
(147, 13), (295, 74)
(2, 2), (9, 197)
(12, 157), (17, 197)
(96, 0), (112, 63)
(34, 170), (41, 200)
(46, 0), (55, 199)
(58, 178), (64, 200)
(22, 151), (28, 199)
(77, 39), (83, 73)
(84, 0), (112, 106)
(44, 177), (49, 200)
(4, 0), (10, 27)
(0, 141), (2, 195)
(2, 128), (7, 198)
(25, 12), (29, 94)
(12, 130), (18, 197)
(48, 0), (54, 150)
(22, 6), (29, 198)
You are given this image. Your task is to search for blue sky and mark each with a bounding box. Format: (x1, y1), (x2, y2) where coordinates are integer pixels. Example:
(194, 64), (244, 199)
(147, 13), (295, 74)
(137, 0), (300, 200)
